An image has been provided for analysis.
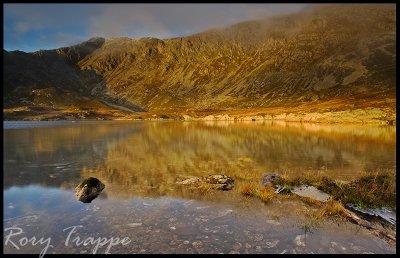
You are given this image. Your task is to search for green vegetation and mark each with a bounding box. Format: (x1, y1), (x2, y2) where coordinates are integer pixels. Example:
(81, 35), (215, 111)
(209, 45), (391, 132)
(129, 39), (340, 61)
(274, 169), (396, 208)
(239, 169), (395, 223)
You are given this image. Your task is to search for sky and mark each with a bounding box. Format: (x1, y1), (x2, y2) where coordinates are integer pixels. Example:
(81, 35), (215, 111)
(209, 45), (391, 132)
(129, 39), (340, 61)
(4, 4), (308, 53)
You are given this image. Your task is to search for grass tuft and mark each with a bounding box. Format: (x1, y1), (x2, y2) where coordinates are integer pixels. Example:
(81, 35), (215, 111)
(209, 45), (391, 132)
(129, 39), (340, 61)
(315, 199), (347, 220)
(240, 183), (275, 203)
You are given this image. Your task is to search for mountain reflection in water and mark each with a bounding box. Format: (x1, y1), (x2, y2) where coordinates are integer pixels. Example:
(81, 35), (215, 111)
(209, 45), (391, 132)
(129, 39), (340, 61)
(4, 120), (395, 199)
(3, 121), (396, 254)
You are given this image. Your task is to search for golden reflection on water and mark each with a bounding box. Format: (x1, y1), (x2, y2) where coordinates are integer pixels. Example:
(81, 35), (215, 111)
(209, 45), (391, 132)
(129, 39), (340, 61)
(4, 121), (396, 200)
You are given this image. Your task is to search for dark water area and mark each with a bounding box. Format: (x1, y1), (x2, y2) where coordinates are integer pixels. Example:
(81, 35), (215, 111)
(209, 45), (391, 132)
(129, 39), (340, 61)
(3, 120), (396, 254)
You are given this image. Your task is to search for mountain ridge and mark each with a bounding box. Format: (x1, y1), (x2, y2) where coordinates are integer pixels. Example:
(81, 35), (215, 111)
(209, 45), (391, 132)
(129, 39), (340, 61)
(3, 4), (396, 122)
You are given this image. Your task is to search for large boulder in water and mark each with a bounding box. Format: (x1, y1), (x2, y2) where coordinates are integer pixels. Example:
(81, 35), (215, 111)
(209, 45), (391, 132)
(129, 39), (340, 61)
(75, 177), (105, 203)
(177, 174), (235, 190)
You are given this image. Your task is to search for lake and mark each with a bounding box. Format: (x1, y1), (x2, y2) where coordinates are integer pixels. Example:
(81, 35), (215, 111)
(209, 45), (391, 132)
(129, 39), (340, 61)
(3, 120), (396, 254)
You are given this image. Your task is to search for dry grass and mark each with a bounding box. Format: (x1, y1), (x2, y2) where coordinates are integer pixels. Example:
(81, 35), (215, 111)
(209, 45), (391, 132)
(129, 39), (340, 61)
(301, 196), (323, 206)
(240, 183), (275, 203)
(240, 183), (259, 196)
(274, 169), (396, 209)
(315, 199), (347, 220)
(197, 182), (220, 193)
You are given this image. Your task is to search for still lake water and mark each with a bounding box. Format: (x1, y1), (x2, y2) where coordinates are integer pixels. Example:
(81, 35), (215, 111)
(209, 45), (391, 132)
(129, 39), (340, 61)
(3, 120), (396, 254)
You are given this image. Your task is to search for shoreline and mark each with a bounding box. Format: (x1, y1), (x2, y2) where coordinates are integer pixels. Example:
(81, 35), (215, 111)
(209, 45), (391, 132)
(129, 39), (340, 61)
(3, 107), (396, 125)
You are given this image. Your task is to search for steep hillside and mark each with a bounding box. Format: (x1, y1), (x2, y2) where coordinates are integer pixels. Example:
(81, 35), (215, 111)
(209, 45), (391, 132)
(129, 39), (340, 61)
(3, 4), (396, 122)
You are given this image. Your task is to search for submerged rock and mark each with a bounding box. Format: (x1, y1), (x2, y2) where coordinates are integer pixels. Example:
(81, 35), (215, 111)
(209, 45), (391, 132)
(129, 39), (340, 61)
(290, 185), (330, 202)
(176, 174), (235, 190)
(75, 177), (105, 203)
(345, 203), (396, 225)
(294, 235), (305, 247)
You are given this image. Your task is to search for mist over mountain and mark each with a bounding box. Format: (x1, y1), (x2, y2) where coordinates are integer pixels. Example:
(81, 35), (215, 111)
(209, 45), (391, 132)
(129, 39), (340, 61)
(3, 4), (396, 122)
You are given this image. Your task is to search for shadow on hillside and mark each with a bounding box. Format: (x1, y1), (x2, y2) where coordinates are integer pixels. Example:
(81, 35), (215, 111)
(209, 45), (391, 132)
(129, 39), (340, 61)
(3, 37), (147, 112)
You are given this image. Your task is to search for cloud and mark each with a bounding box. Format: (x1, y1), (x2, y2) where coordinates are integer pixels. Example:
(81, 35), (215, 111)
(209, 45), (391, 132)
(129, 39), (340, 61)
(14, 22), (30, 34)
(88, 5), (170, 38)
(4, 4), (308, 51)
(88, 4), (308, 39)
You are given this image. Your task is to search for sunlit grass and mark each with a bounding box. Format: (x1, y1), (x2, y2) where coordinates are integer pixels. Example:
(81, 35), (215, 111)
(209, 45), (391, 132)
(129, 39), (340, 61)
(240, 183), (275, 203)
(315, 199), (347, 220)
(273, 169), (396, 209)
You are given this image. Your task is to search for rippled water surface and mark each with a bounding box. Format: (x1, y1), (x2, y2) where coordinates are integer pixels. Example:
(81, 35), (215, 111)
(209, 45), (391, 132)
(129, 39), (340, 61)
(3, 120), (396, 254)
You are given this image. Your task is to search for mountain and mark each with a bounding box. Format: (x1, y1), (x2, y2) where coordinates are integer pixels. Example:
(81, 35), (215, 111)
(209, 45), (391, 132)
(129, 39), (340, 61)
(3, 4), (396, 122)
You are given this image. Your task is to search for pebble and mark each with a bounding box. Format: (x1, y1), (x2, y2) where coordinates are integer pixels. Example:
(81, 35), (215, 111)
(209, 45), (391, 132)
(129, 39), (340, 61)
(229, 250), (240, 254)
(216, 209), (233, 218)
(245, 243), (251, 249)
(254, 234), (264, 241)
(183, 240), (190, 245)
(255, 246), (262, 252)
(127, 223), (143, 228)
(266, 219), (281, 226)
(294, 235), (305, 247)
(265, 239), (279, 248)
(350, 244), (362, 252)
(192, 241), (203, 248)
(231, 242), (242, 251)
(196, 206), (210, 210)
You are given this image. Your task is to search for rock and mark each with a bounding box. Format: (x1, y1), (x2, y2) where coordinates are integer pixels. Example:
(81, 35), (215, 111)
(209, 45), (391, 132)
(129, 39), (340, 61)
(127, 223), (143, 228)
(231, 242), (242, 251)
(294, 235), (305, 247)
(216, 209), (233, 218)
(176, 174), (235, 191)
(261, 173), (281, 186)
(266, 219), (281, 226)
(254, 234), (264, 242)
(203, 175), (235, 190)
(291, 185), (330, 202)
(171, 223), (198, 236)
(192, 241), (203, 248)
(345, 203), (396, 225)
(229, 250), (240, 254)
(75, 177), (105, 203)
(176, 177), (202, 185)
(265, 240), (279, 248)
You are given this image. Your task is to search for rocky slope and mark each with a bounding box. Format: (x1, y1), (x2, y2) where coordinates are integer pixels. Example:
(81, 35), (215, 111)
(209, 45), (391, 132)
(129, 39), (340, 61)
(3, 4), (396, 122)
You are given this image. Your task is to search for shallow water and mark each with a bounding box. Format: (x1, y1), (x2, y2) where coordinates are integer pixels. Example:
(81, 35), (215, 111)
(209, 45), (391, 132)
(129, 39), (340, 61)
(3, 120), (396, 254)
